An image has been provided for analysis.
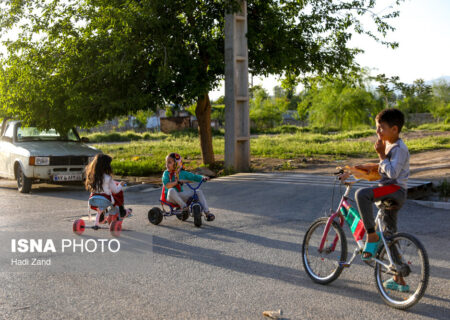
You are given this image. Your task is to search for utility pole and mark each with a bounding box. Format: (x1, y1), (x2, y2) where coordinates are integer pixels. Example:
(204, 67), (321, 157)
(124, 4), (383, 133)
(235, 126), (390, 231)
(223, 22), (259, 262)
(224, 1), (250, 171)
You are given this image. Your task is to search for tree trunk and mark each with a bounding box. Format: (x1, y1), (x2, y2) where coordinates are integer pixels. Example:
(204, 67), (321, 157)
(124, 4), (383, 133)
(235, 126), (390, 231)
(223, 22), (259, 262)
(196, 93), (215, 165)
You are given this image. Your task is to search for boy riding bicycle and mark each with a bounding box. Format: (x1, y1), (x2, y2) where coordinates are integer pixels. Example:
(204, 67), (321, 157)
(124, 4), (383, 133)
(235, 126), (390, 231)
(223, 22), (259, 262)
(340, 108), (410, 292)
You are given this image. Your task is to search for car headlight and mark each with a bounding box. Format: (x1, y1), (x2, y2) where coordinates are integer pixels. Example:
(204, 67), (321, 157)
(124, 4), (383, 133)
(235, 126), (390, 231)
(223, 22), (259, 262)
(29, 156), (50, 166)
(88, 156), (95, 164)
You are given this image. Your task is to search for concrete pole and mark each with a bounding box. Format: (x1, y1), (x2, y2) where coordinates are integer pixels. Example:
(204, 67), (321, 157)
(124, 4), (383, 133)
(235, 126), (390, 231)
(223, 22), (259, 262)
(224, 1), (250, 172)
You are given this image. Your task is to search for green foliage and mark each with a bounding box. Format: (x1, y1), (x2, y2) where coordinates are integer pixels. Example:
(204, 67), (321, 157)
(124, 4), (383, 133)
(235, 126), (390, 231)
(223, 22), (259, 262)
(250, 87), (289, 129)
(86, 131), (167, 143)
(0, 0), (405, 133)
(185, 103), (197, 116)
(396, 79), (433, 114)
(164, 106), (174, 118)
(432, 79), (450, 103)
(373, 74), (400, 108)
(132, 109), (155, 129)
(211, 104), (225, 122)
(416, 123), (450, 131)
(429, 80), (450, 122)
(298, 77), (382, 130)
(437, 179), (450, 199)
(406, 136), (450, 153)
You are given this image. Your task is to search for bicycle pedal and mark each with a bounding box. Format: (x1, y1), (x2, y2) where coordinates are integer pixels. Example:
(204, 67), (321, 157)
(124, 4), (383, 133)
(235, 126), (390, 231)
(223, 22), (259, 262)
(339, 262), (351, 268)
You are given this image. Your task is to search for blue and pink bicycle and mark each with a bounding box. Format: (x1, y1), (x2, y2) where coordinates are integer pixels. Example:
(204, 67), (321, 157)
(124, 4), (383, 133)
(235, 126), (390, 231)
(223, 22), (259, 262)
(302, 169), (429, 309)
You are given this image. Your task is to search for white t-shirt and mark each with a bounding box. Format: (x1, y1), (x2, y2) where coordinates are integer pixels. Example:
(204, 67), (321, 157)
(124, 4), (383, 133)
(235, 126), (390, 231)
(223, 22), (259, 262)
(95, 174), (122, 203)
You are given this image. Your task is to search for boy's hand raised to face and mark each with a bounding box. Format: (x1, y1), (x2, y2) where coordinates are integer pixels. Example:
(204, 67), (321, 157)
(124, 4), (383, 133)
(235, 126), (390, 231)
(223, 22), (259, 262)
(374, 139), (386, 160)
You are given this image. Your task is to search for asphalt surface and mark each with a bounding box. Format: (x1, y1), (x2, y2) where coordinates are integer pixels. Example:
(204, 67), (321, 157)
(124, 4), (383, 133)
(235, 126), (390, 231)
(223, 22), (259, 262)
(0, 173), (449, 320)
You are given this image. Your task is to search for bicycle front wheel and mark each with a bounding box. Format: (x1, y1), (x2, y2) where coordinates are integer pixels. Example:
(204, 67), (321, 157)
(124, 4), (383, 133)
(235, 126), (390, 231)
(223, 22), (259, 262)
(302, 217), (347, 284)
(374, 233), (429, 310)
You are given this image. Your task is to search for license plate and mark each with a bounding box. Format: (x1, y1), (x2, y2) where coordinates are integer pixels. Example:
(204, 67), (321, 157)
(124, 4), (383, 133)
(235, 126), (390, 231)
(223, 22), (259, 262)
(53, 174), (82, 182)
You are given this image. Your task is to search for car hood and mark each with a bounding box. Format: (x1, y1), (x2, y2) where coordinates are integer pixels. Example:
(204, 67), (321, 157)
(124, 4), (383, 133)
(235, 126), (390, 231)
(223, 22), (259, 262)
(16, 141), (100, 157)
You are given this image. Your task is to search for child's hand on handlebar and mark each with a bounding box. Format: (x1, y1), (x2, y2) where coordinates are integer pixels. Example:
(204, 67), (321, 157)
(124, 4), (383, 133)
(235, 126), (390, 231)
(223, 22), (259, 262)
(338, 171), (351, 181)
(202, 176), (210, 182)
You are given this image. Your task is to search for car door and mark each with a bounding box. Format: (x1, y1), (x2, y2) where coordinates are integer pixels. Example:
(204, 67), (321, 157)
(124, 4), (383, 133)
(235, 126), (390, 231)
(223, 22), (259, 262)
(0, 122), (14, 178)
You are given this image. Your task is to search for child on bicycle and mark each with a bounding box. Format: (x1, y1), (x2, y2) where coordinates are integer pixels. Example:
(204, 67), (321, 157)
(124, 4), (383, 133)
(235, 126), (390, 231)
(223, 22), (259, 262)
(85, 153), (132, 225)
(341, 108), (410, 291)
(162, 152), (215, 221)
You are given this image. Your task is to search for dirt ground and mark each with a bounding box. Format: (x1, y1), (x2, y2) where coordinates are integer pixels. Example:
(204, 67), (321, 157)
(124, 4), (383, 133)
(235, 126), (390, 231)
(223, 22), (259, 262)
(254, 149), (450, 182)
(250, 130), (450, 183)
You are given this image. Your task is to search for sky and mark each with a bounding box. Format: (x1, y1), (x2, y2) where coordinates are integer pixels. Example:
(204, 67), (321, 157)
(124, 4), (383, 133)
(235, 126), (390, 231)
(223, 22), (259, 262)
(210, 0), (450, 100)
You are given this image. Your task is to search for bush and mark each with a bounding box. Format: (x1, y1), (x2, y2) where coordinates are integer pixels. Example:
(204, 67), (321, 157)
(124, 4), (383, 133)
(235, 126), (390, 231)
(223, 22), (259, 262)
(437, 179), (450, 199)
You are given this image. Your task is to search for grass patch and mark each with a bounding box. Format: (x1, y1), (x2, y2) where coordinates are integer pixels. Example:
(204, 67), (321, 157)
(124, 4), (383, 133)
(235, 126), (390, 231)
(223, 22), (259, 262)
(406, 136), (450, 153)
(437, 179), (450, 199)
(416, 123), (450, 131)
(92, 129), (449, 176)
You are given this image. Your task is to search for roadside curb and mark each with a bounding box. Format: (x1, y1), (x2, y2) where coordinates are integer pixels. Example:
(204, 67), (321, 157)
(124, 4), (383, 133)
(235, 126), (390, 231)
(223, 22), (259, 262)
(411, 200), (450, 210)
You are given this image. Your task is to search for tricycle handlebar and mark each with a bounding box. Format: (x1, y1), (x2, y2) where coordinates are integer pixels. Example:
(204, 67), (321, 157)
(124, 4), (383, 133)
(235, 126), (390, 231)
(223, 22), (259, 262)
(182, 179), (205, 190)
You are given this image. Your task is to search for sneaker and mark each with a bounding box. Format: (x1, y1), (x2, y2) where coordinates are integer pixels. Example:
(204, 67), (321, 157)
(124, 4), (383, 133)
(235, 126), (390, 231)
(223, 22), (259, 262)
(383, 278), (410, 292)
(125, 208), (133, 218)
(204, 212), (215, 222)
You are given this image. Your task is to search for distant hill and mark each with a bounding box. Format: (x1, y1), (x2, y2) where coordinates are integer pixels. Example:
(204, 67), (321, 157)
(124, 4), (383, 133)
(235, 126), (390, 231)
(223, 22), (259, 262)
(426, 76), (450, 85)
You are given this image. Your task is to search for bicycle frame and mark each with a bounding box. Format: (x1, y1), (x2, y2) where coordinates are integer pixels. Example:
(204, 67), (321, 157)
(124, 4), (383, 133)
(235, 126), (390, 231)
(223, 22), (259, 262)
(318, 180), (398, 271)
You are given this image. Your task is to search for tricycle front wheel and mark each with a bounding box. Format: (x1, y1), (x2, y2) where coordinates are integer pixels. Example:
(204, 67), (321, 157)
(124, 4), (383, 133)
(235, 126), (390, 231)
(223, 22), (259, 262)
(192, 205), (202, 228)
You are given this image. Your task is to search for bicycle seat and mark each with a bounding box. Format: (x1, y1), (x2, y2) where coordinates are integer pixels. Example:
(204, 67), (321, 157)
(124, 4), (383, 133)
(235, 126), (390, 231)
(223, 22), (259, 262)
(375, 199), (400, 211)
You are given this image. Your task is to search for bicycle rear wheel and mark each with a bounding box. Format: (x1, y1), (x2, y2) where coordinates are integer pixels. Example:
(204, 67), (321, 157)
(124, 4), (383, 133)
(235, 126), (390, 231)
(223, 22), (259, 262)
(374, 233), (429, 309)
(302, 217), (347, 284)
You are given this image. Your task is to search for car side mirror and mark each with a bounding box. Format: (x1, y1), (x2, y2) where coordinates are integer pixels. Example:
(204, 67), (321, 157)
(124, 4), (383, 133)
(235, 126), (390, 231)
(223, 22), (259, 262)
(80, 137), (90, 143)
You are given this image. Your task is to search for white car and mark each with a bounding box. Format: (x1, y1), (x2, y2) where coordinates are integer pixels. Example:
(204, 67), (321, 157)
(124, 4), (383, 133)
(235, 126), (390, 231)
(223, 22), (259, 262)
(0, 119), (100, 193)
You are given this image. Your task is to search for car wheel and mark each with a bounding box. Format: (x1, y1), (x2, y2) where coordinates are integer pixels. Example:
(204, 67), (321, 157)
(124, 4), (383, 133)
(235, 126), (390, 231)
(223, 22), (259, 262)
(16, 165), (32, 193)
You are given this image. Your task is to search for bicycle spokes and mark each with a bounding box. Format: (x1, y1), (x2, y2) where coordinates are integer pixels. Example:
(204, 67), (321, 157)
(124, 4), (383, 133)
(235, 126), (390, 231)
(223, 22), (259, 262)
(374, 233), (429, 309)
(302, 218), (347, 284)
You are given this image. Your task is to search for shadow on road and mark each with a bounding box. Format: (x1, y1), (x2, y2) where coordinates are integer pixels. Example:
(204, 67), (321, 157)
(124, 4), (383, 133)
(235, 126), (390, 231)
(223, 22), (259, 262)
(115, 230), (450, 318)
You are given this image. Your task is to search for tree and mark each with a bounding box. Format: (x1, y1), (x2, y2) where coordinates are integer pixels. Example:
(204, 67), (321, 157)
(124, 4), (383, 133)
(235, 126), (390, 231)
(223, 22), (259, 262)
(249, 87), (288, 129)
(298, 74), (382, 129)
(0, 0), (404, 165)
(373, 74), (400, 108)
(396, 79), (433, 113)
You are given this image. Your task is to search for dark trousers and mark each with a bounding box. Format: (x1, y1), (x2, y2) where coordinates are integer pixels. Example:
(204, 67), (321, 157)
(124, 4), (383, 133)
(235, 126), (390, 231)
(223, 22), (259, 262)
(355, 185), (407, 234)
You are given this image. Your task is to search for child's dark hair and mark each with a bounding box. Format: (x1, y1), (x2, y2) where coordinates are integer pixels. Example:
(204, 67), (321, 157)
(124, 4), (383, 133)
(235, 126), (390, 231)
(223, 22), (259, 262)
(376, 108), (405, 133)
(84, 153), (112, 192)
(166, 152), (179, 161)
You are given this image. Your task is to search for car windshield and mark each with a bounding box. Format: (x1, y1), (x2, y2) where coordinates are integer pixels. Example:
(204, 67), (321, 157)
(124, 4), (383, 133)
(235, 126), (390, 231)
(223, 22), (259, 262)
(16, 126), (80, 142)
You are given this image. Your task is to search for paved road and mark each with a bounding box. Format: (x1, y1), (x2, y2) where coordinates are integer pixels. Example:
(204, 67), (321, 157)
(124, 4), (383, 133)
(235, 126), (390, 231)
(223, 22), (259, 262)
(0, 173), (449, 319)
